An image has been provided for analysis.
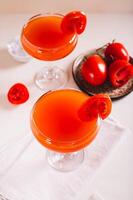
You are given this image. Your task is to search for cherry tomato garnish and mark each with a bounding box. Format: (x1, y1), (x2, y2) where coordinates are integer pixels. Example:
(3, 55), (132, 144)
(109, 60), (133, 87)
(78, 94), (112, 121)
(105, 42), (129, 62)
(7, 83), (29, 104)
(61, 11), (87, 34)
(81, 54), (107, 86)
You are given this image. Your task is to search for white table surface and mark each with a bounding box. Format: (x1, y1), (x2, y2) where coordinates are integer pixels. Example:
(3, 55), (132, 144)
(0, 13), (133, 200)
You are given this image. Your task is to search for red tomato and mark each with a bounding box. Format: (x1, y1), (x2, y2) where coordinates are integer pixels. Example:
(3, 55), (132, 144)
(109, 60), (133, 87)
(105, 42), (129, 62)
(81, 54), (107, 86)
(61, 11), (87, 34)
(7, 83), (29, 104)
(78, 94), (112, 121)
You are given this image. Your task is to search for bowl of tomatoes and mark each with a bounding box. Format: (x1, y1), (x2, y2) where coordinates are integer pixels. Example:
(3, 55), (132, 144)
(72, 41), (133, 99)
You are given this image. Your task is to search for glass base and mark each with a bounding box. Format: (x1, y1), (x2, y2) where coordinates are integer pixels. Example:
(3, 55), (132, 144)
(34, 67), (68, 91)
(47, 150), (84, 172)
(7, 36), (31, 63)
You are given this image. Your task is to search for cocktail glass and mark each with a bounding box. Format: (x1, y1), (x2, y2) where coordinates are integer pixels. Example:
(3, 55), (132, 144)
(30, 89), (112, 171)
(21, 12), (86, 91)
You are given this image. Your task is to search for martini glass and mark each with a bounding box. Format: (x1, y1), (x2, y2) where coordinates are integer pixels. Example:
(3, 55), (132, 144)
(31, 89), (112, 171)
(21, 12), (86, 91)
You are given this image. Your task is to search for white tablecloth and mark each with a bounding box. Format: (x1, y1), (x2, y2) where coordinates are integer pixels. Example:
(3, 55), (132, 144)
(0, 117), (129, 200)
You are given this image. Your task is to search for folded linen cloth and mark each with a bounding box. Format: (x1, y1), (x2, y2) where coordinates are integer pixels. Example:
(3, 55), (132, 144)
(0, 117), (130, 200)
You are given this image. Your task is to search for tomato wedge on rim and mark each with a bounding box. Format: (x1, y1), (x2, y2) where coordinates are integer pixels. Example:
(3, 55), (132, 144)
(7, 83), (29, 104)
(78, 94), (112, 121)
(109, 60), (133, 87)
(61, 11), (87, 34)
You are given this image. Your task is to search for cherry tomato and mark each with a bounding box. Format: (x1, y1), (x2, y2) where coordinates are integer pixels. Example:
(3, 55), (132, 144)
(7, 83), (29, 104)
(81, 54), (107, 86)
(61, 11), (87, 34)
(109, 60), (133, 87)
(105, 42), (129, 62)
(78, 94), (112, 121)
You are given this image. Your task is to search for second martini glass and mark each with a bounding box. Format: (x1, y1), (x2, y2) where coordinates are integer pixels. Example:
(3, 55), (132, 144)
(21, 11), (87, 91)
(31, 89), (112, 171)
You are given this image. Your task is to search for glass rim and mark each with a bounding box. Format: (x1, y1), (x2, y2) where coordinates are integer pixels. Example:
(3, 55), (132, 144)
(27, 13), (64, 21)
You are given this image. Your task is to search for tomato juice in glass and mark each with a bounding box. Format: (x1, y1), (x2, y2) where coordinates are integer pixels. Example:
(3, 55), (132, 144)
(21, 14), (78, 61)
(31, 89), (99, 153)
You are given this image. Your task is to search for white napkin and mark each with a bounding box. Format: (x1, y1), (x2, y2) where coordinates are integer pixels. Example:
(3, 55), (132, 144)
(0, 117), (130, 200)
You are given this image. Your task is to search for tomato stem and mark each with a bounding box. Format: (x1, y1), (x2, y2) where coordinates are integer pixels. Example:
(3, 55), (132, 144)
(96, 43), (109, 58)
(112, 39), (116, 43)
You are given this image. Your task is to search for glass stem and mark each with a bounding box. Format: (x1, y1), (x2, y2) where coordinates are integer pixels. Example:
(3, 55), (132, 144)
(46, 149), (84, 172)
